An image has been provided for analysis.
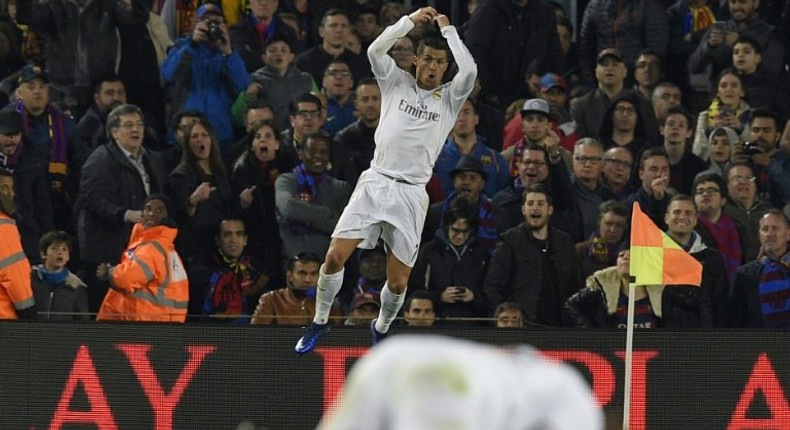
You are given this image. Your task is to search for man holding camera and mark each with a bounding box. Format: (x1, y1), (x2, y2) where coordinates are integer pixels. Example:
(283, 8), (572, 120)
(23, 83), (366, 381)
(736, 108), (790, 209)
(161, 4), (251, 152)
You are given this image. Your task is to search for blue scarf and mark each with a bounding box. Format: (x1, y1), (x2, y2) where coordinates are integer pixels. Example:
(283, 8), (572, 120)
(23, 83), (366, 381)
(758, 252), (790, 328)
(35, 265), (69, 287)
(293, 163), (326, 203)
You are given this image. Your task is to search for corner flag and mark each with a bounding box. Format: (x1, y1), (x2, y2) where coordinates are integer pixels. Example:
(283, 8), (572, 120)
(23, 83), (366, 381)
(629, 202), (702, 286)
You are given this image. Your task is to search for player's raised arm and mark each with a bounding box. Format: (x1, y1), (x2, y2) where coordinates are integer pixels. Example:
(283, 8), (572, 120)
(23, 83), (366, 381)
(367, 7), (441, 78)
(435, 13), (477, 100)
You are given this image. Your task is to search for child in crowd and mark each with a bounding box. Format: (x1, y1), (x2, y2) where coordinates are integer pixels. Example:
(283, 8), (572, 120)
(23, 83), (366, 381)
(31, 231), (89, 320)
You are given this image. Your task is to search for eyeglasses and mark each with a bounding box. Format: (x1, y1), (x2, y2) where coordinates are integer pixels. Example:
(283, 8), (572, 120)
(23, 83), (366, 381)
(614, 106), (637, 115)
(325, 70), (351, 78)
(574, 156), (602, 164)
(296, 110), (320, 119)
(729, 175), (756, 184)
(120, 121), (145, 130)
(448, 226), (470, 235)
(604, 158), (632, 169)
(695, 187), (720, 196)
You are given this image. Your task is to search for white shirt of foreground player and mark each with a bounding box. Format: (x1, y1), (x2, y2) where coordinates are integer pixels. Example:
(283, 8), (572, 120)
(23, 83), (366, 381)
(318, 335), (604, 430)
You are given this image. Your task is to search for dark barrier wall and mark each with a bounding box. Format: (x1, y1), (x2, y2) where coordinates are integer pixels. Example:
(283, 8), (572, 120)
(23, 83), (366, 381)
(2, 322), (790, 429)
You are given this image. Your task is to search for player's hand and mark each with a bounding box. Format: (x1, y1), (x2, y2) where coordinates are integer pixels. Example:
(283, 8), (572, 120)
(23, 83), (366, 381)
(409, 7), (437, 26)
(434, 14), (450, 28)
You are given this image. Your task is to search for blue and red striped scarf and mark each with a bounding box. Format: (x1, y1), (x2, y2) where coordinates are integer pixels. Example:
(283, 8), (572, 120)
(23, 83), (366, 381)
(758, 252), (790, 328)
(14, 101), (69, 189)
(698, 213), (742, 280)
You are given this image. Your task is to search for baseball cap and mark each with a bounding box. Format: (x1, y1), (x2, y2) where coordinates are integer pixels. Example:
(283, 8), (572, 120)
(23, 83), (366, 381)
(18, 65), (49, 85)
(539, 73), (568, 93)
(196, 3), (224, 21)
(0, 110), (22, 136)
(351, 291), (381, 310)
(449, 155), (489, 181)
(597, 48), (624, 64)
(520, 98), (550, 117)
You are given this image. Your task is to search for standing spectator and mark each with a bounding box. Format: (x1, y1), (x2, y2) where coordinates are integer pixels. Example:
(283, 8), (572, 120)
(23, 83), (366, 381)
(597, 93), (651, 158)
(387, 35), (417, 72)
(575, 200), (629, 276)
(321, 59), (357, 136)
(744, 108), (789, 207)
(96, 194), (189, 322)
(230, 0), (300, 73)
(250, 251), (342, 325)
(693, 173), (745, 279)
(16, 0), (139, 110)
(702, 126), (740, 176)
(651, 82), (683, 124)
(76, 77), (128, 154)
(77, 104), (169, 313)
(571, 138), (616, 241)
(729, 210), (790, 328)
(410, 204), (489, 325)
(465, 0), (561, 109)
(402, 290), (437, 326)
(166, 118), (237, 264)
(275, 133), (352, 264)
(723, 162), (772, 261)
(662, 106), (708, 195)
(335, 78), (380, 176)
(354, 6), (381, 53)
(732, 36), (789, 123)
(692, 69), (751, 161)
(601, 147), (635, 199)
(537, 73), (579, 153)
(0, 169), (34, 319)
(0, 109), (53, 263)
(434, 99), (509, 199)
(31, 230), (88, 321)
(161, 3), (251, 151)
(232, 35), (316, 133)
(295, 9), (371, 84)
(578, 0), (668, 86)
(484, 184), (584, 327)
(188, 217), (267, 322)
(688, 0), (785, 89)
(345, 290), (381, 326)
(625, 147), (672, 229)
(633, 51), (664, 103)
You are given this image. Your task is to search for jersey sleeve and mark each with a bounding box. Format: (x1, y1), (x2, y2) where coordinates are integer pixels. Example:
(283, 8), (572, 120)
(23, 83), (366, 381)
(367, 15), (415, 80)
(442, 24), (477, 101)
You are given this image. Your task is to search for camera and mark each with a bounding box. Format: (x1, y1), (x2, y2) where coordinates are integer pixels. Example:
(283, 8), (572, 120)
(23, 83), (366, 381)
(741, 141), (763, 156)
(206, 20), (224, 42)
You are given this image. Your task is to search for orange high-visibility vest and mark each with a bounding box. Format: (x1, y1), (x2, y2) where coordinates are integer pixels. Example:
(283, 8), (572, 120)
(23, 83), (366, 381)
(0, 214), (34, 319)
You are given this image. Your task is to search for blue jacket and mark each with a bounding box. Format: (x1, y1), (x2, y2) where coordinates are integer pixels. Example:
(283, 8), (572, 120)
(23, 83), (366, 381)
(434, 137), (510, 198)
(161, 37), (251, 149)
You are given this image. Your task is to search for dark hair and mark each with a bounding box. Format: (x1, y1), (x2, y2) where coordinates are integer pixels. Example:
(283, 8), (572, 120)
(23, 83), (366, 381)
(263, 33), (295, 53)
(556, 16), (573, 35)
(416, 37), (452, 63)
(748, 107), (778, 128)
(216, 215), (246, 237)
(289, 92), (321, 115)
(724, 161), (754, 180)
(443, 198), (479, 232)
(638, 147), (668, 170)
(494, 301), (525, 320)
(356, 77), (379, 91)
(181, 118), (227, 176)
(324, 58), (352, 76)
(714, 68), (742, 94)
(300, 133), (332, 153)
(734, 35), (762, 54)
(523, 183), (553, 205)
(598, 200), (628, 222)
(404, 290), (435, 312)
(321, 8), (351, 26)
(106, 104), (144, 139)
(664, 105), (693, 127)
(0, 168), (13, 179)
(668, 193), (697, 211)
(693, 173), (729, 199)
(246, 119), (280, 152)
(637, 49), (663, 66)
(761, 209), (790, 228)
(39, 230), (72, 254)
(173, 110), (207, 129)
(92, 75), (124, 95)
(287, 251), (322, 271)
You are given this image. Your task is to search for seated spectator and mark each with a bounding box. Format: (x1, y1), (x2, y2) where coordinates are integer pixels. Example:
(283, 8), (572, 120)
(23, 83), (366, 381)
(564, 247), (663, 328)
(692, 70), (751, 161)
(693, 173), (746, 280)
(575, 200), (629, 277)
(625, 147), (671, 229)
(31, 230), (88, 321)
(167, 118), (238, 264)
(723, 162), (772, 261)
(76, 76), (128, 154)
(597, 92), (651, 158)
(187, 217), (268, 323)
(232, 35), (316, 134)
(275, 133), (352, 264)
(732, 36), (789, 122)
(571, 138), (615, 239)
(424, 156), (498, 251)
(334, 78), (380, 179)
(434, 99), (509, 198)
(702, 127), (740, 176)
(601, 147), (634, 199)
(494, 302), (526, 328)
(225, 101), (277, 170)
(650, 82), (682, 124)
(354, 246), (387, 294)
(250, 251), (341, 325)
(96, 194), (189, 322)
(729, 210), (790, 328)
(484, 184), (584, 327)
(344, 290), (380, 326)
(743, 108), (790, 208)
(402, 290), (437, 327)
(632, 50), (664, 103)
(321, 59), (357, 136)
(295, 9), (371, 84)
(387, 35), (416, 72)
(411, 204), (489, 325)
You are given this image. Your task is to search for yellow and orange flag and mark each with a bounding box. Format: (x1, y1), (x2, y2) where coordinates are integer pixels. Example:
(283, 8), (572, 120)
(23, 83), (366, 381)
(629, 202), (702, 286)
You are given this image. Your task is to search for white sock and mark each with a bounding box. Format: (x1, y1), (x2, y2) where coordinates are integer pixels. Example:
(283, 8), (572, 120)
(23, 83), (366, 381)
(375, 283), (405, 333)
(313, 265), (344, 325)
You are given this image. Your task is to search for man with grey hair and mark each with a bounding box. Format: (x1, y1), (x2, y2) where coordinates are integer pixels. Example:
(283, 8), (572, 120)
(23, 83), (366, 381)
(77, 104), (169, 314)
(572, 138), (614, 239)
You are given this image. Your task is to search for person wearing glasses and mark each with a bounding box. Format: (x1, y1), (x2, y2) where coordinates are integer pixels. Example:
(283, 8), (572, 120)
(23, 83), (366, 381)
(321, 59), (356, 136)
(723, 162), (773, 261)
(295, 7), (477, 353)
(279, 92), (326, 171)
(693, 173), (746, 280)
(571, 138), (615, 240)
(410, 203), (489, 326)
(77, 104), (169, 314)
(601, 147), (634, 199)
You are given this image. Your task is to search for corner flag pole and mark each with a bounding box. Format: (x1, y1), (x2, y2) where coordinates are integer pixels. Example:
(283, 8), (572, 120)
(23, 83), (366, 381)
(622, 275), (637, 430)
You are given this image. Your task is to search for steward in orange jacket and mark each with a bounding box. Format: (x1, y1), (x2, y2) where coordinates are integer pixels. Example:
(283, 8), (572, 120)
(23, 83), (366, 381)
(0, 170), (35, 320)
(97, 194), (188, 322)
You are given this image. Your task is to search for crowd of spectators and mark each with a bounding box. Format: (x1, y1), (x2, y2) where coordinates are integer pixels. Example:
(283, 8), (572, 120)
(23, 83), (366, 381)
(0, 0), (788, 328)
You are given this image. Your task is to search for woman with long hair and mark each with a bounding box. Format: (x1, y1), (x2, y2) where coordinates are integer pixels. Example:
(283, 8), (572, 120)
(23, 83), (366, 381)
(692, 69), (751, 161)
